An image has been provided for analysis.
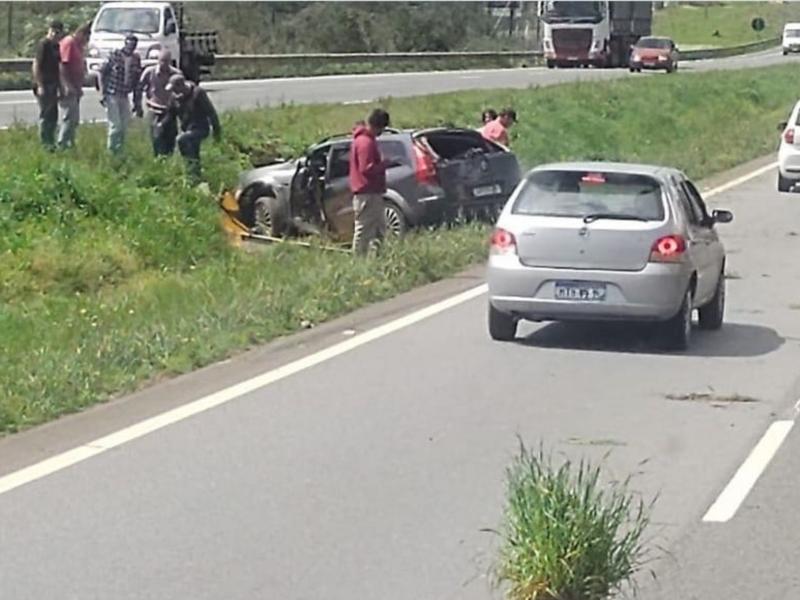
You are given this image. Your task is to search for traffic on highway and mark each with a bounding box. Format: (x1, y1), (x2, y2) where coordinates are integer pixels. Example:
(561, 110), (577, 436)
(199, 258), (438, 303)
(2, 2), (800, 600)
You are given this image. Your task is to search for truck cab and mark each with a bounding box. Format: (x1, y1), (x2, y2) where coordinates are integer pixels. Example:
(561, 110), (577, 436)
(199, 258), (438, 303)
(87, 2), (180, 74)
(539, 1), (651, 68)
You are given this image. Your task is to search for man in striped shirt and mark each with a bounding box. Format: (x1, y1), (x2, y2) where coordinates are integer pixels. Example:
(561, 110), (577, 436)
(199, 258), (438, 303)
(98, 33), (143, 154)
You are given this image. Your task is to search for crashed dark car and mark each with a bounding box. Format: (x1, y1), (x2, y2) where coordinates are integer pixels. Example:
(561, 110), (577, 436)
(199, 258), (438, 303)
(228, 127), (522, 242)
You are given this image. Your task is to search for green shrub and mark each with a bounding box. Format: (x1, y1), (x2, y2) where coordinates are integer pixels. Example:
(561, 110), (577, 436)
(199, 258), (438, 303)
(495, 442), (653, 600)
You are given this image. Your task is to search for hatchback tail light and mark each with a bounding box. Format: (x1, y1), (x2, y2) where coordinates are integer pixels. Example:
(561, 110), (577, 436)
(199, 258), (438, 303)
(785, 128), (795, 144)
(490, 228), (517, 255)
(649, 235), (686, 263)
(413, 142), (438, 185)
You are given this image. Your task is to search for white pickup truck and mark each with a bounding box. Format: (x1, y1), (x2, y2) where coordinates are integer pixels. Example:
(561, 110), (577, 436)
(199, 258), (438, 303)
(86, 1), (217, 82)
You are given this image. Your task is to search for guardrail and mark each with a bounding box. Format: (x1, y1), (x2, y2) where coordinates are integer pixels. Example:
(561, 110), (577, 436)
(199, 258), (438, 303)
(678, 36), (780, 60)
(0, 36), (780, 79)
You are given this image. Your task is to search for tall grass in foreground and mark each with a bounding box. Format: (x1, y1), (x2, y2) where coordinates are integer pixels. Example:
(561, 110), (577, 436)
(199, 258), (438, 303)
(496, 442), (652, 600)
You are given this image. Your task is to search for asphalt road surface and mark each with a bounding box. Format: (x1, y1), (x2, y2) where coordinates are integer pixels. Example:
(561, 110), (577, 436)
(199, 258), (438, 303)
(0, 48), (798, 128)
(0, 159), (798, 599)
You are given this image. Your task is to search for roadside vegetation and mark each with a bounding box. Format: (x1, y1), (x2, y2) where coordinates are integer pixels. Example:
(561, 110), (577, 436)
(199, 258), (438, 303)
(495, 442), (652, 600)
(1, 65), (798, 434)
(653, 1), (800, 48)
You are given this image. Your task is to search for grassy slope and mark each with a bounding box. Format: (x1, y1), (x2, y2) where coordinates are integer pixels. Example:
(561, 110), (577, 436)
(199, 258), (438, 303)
(1, 65), (797, 434)
(653, 1), (800, 48)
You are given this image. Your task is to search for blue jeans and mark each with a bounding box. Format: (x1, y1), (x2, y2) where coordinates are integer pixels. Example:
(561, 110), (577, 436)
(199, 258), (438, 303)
(36, 84), (59, 148)
(177, 128), (209, 180)
(57, 93), (80, 149)
(105, 96), (131, 154)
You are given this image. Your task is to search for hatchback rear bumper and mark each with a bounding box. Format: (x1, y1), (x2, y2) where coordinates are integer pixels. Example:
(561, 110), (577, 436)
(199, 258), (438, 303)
(487, 255), (691, 322)
(629, 60), (672, 70)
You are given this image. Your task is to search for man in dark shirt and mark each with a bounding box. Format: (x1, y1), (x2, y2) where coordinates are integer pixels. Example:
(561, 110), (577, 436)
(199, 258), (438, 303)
(166, 74), (222, 182)
(32, 21), (64, 148)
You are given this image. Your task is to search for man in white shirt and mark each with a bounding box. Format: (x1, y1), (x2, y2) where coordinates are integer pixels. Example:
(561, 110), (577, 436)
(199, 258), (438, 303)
(138, 49), (181, 156)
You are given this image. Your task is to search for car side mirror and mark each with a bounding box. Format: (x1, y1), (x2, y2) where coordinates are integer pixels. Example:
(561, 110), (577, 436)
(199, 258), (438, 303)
(711, 209), (733, 224)
(778, 121), (788, 132)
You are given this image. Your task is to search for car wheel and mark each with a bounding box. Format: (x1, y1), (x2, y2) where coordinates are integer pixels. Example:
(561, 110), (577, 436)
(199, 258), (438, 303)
(660, 288), (692, 351)
(488, 304), (517, 342)
(784, 50), (789, 56)
(546, 59), (555, 69)
(778, 172), (793, 192)
(384, 201), (408, 238)
(698, 271), (725, 331)
(253, 195), (288, 237)
(629, 66), (635, 72)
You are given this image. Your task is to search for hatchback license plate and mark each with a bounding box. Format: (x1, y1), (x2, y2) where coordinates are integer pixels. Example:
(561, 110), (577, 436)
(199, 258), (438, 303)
(554, 282), (607, 302)
(473, 184), (502, 198)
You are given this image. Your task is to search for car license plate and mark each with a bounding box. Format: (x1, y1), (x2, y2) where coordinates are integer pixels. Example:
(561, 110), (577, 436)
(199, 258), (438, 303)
(473, 184), (502, 198)
(554, 282), (607, 302)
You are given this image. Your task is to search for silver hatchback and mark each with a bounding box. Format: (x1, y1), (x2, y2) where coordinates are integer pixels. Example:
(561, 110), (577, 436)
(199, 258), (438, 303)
(487, 162), (734, 350)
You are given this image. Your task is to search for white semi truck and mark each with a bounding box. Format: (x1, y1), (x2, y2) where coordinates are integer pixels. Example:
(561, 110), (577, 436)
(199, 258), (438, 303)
(86, 1), (218, 83)
(538, 1), (653, 68)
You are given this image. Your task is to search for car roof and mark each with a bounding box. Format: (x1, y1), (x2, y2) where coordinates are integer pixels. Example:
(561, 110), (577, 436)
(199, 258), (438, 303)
(316, 126), (481, 146)
(528, 161), (680, 181)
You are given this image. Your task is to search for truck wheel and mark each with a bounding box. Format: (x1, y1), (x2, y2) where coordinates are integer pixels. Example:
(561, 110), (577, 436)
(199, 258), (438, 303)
(546, 59), (555, 69)
(254, 195), (288, 237)
(182, 52), (201, 83)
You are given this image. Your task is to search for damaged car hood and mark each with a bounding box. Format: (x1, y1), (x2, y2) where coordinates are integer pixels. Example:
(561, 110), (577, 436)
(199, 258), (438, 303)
(239, 159), (300, 189)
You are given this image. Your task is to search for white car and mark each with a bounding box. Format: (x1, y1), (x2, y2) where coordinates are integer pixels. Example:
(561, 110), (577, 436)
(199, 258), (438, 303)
(777, 99), (800, 192)
(783, 23), (800, 55)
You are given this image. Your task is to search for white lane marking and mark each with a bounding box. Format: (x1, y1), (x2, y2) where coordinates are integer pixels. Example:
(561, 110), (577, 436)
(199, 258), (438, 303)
(201, 67), (538, 90)
(342, 99), (371, 105)
(703, 420), (795, 523)
(704, 162), (777, 198)
(0, 159), (782, 496)
(0, 99), (36, 105)
(0, 284), (488, 496)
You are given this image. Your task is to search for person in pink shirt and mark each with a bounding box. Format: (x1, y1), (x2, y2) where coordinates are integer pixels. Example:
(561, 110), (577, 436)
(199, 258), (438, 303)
(57, 22), (91, 149)
(480, 107), (517, 148)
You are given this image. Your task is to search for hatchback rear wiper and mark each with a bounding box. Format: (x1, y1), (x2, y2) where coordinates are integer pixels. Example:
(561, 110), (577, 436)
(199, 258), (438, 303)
(582, 213), (649, 224)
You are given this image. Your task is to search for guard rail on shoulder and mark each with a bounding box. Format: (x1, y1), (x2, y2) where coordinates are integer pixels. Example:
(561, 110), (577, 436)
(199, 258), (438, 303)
(0, 37), (780, 77)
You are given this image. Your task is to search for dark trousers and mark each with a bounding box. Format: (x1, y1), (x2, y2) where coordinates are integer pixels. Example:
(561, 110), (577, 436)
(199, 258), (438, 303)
(149, 111), (178, 156)
(177, 128), (209, 180)
(35, 84), (59, 148)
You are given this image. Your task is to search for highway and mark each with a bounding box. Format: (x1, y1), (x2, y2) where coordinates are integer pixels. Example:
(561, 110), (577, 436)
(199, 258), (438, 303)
(0, 158), (799, 598)
(0, 48), (798, 127)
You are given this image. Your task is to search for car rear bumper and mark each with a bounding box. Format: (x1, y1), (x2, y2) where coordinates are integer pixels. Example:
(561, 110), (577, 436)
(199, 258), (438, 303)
(630, 60), (672, 70)
(487, 255), (691, 322)
(779, 150), (800, 179)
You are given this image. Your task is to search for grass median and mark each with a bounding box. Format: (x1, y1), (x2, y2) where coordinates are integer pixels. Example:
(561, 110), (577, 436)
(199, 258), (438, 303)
(0, 65), (797, 434)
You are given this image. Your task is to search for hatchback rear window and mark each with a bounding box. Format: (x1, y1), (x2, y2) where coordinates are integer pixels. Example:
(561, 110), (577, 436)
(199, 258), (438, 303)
(512, 170), (666, 221)
(636, 37), (671, 49)
(786, 29), (800, 37)
(421, 132), (502, 159)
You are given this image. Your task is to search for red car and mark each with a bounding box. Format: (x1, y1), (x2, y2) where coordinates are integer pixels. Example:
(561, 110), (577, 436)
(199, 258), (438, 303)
(629, 36), (680, 73)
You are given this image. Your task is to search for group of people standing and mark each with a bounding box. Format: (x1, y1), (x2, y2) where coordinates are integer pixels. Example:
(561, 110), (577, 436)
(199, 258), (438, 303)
(479, 107), (517, 148)
(32, 20), (221, 180)
(347, 104), (518, 257)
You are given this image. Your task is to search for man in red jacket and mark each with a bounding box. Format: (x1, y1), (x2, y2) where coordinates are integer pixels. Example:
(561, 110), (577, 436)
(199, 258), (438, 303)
(349, 108), (391, 255)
